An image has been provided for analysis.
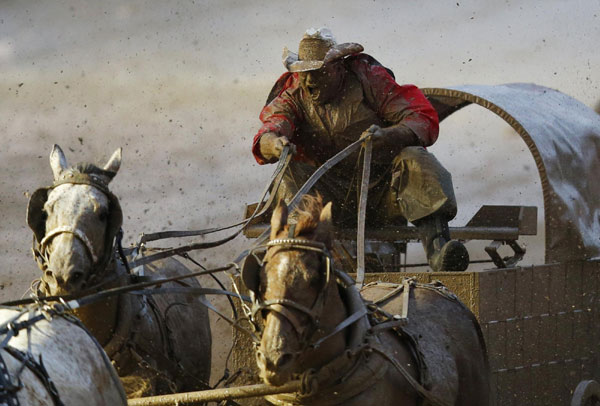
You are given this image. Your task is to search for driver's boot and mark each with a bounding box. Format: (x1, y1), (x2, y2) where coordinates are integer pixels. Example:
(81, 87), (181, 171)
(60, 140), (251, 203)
(415, 215), (469, 272)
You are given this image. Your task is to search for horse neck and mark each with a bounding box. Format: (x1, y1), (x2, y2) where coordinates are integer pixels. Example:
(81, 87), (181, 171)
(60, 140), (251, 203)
(72, 257), (125, 346)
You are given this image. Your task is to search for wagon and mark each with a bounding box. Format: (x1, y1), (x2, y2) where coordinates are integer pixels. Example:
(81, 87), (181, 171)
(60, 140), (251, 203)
(230, 83), (600, 406)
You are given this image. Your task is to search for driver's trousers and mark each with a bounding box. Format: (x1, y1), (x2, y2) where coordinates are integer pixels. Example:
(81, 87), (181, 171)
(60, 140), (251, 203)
(274, 146), (457, 228)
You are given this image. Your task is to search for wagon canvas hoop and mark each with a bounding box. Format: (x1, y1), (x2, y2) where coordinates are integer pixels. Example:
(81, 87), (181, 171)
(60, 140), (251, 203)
(423, 83), (600, 263)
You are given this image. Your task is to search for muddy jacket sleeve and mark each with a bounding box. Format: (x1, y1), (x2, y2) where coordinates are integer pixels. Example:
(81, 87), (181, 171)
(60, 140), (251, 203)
(351, 57), (439, 147)
(252, 73), (304, 164)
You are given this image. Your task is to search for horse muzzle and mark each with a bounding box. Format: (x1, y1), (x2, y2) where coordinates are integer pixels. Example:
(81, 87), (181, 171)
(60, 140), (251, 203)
(42, 265), (88, 296)
(257, 348), (295, 386)
(42, 234), (93, 295)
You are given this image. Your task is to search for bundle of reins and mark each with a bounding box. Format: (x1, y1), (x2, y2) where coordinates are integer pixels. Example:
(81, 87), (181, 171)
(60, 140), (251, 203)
(2, 133), (374, 337)
(130, 135), (373, 276)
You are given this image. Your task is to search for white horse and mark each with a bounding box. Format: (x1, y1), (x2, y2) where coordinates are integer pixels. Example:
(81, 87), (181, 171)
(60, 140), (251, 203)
(0, 306), (127, 405)
(26, 145), (212, 397)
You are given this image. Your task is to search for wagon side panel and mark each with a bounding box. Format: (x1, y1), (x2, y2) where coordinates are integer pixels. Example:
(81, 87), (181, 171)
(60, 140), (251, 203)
(479, 260), (599, 406)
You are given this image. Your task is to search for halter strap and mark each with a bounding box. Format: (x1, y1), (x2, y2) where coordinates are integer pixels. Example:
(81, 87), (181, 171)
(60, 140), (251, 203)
(52, 172), (111, 195)
(40, 226), (99, 264)
(253, 299), (317, 337)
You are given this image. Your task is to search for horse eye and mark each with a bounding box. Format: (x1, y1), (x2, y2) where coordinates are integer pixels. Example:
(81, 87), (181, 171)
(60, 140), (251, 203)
(98, 210), (108, 222)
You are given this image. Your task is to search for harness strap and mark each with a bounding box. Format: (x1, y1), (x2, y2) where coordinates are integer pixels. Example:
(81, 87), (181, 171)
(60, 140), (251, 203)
(128, 287), (250, 302)
(238, 136), (369, 260)
(310, 307), (368, 349)
(370, 342), (453, 406)
(0, 350), (21, 406)
(367, 318), (407, 334)
(51, 175), (111, 194)
(2, 263), (237, 308)
(260, 303), (306, 337)
(253, 299), (318, 332)
(372, 283), (404, 305)
(128, 338), (211, 392)
(191, 294), (260, 343)
(132, 146), (294, 245)
(356, 136), (372, 289)
(3, 347), (65, 406)
(130, 147), (295, 269)
(401, 278), (411, 320)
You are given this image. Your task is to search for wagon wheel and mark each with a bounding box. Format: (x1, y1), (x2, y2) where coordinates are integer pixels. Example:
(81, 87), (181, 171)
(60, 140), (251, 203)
(571, 380), (600, 406)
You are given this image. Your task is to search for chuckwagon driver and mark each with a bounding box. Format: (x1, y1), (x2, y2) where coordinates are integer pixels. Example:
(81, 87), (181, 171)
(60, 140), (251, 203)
(251, 27), (469, 272)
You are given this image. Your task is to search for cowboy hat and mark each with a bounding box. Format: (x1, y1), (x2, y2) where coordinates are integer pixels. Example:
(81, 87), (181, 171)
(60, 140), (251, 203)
(282, 28), (364, 72)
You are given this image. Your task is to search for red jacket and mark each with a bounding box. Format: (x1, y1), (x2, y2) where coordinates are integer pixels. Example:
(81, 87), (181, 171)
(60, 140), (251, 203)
(252, 54), (439, 165)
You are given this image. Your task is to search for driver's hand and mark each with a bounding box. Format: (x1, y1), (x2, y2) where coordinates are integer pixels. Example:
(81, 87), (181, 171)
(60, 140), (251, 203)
(360, 125), (385, 144)
(259, 132), (291, 162)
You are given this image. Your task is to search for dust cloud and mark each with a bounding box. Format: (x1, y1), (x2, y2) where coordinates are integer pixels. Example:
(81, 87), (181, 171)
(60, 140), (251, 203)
(1, 0), (598, 386)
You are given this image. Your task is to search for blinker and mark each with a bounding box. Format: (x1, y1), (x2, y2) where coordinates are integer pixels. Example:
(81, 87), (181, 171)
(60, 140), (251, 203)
(27, 188), (50, 243)
(241, 248), (266, 295)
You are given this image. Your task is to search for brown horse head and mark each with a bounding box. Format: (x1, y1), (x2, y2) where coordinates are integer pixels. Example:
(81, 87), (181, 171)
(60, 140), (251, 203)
(34, 145), (122, 296)
(256, 195), (348, 386)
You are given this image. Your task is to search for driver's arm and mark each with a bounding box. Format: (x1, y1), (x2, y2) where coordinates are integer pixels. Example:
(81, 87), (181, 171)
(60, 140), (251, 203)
(252, 76), (303, 164)
(354, 58), (439, 157)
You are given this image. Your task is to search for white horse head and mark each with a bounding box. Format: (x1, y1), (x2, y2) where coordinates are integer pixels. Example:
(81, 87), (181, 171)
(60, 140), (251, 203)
(32, 144), (122, 296)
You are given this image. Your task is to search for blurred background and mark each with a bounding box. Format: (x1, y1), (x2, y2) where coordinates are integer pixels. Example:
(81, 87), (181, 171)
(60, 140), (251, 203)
(1, 0), (598, 385)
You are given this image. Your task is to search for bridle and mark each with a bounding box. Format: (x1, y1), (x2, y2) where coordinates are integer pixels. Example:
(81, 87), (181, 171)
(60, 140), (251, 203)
(246, 230), (340, 351)
(39, 225), (100, 266)
(30, 172), (123, 293)
(249, 233), (332, 342)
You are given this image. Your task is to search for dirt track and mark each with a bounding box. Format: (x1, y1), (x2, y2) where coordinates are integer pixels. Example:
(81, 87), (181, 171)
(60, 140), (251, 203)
(1, 0), (598, 388)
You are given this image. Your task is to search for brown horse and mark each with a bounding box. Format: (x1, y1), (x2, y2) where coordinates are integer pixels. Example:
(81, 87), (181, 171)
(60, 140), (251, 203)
(242, 195), (489, 405)
(27, 145), (212, 397)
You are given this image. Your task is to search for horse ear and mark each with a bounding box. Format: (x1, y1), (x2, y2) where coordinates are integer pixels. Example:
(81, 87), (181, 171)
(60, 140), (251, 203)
(270, 200), (288, 240)
(50, 144), (68, 181)
(319, 201), (333, 224)
(103, 148), (122, 178)
(315, 201), (333, 245)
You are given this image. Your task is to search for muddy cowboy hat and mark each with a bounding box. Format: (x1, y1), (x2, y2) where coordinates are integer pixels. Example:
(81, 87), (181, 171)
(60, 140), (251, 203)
(282, 27), (364, 72)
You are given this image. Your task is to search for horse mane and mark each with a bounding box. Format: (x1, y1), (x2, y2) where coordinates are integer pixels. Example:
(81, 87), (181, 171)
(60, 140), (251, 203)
(68, 163), (117, 179)
(292, 194), (324, 237)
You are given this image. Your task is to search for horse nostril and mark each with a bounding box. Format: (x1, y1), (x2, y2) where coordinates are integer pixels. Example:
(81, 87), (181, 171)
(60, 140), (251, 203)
(256, 350), (267, 368)
(69, 271), (84, 284)
(276, 353), (293, 369)
(44, 270), (55, 281)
